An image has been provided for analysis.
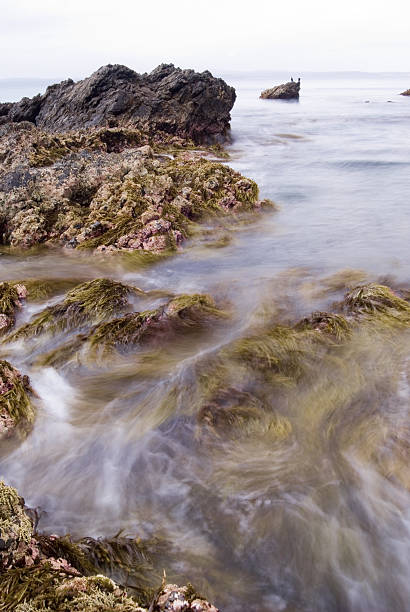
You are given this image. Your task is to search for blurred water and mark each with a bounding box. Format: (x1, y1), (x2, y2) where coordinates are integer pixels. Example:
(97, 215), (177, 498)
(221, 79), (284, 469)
(1, 73), (410, 611)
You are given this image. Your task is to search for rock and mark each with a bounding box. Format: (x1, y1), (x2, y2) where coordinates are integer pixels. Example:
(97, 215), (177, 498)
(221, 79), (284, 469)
(0, 281), (27, 334)
(400, 89), (410, 96)
(0, 481), (219, 612)
(3, 64), (236, 143)
(0, 122), (261, 253)
(0, 360), (35, 439)
(260, 80), (300, 100)
(155, 584), (219, 611)
(5, 279), (139, 342)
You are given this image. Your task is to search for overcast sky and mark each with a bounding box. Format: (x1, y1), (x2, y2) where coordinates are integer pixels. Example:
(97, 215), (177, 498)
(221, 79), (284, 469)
(2, 0), (410, 79)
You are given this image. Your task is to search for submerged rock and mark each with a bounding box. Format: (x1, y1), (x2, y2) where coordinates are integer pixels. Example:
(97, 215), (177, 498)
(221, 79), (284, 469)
(5, 279), (138, 341)
(0, 361), (34, 439)
(2, 64), (236, 144)
(260, 80), (300, 100)
(0, 482), (219, 612)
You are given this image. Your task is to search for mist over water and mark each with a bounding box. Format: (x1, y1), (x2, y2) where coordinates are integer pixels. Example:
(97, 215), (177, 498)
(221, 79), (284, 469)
(2, 73), (410, 611)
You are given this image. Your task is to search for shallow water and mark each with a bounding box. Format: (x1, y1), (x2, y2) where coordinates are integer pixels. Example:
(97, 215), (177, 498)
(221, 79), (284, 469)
(2, 73), (410, 610)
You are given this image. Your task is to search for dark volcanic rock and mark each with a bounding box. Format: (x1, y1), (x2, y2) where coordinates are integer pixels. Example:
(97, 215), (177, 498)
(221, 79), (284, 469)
(260, 80), (300, 100)
(3, 64), (236, 143)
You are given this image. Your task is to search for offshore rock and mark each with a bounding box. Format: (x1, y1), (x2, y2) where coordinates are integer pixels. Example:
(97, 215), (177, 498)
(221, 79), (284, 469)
(400, 89), (410, 96)
(3, 64), (236, 143)
(260, 80), (300, 100)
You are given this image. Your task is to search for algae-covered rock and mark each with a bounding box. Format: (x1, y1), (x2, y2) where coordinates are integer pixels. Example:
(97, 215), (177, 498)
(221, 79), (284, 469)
(6, 279), (137, 341)
(0, 482), (33, 570)
(0, 361), (34, 439)
(295, 311), (350, 341)
(0, 122), (262, 253)
(86, 293), (226, 356)
(0, 282), (27, 334)
(343, 283), (410, 321)
(0, 481), (219, 612)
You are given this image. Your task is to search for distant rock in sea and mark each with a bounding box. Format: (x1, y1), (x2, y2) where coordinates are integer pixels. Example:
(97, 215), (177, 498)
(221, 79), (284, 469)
(400, 89), (410, 96)
(0, 64), (236, 143)
(260, 80), (300, 100)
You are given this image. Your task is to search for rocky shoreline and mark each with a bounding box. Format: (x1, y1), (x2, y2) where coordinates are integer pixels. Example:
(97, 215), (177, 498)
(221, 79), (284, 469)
(3, 64), (410, 611)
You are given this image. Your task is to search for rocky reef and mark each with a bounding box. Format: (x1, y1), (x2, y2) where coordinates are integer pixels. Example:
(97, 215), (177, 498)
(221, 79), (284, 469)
(0, 481), (219, 611)
(0, 64), (236, 144)
(260, 80), (300, 100)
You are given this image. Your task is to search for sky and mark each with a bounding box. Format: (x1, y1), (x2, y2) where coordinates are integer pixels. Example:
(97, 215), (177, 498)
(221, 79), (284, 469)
(1, 0), (410, 79)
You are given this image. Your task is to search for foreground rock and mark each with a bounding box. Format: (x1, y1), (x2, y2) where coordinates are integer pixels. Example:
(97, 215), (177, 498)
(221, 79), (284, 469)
(0, 361), (34, 439)
(0, 481), (219, 611)
(260, 80), (300, 100)
(0, 122), (263, 252)
(1, 64), (236, 144)
(400, 89), (410, 96)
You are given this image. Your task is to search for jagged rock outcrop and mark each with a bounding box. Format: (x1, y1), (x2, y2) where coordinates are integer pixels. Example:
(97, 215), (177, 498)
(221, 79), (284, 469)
(1, 64), (236, 143)
(400, 89), (410, 96)
(260, 80), (300, 100)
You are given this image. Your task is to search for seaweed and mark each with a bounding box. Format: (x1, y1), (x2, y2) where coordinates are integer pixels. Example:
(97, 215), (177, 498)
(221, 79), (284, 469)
(5, 279), (136, 341)
(0, 361), (34, 438)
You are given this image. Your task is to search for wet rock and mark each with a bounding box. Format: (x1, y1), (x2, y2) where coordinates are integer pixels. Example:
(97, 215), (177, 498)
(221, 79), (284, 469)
(0, 482), (33, 569)
(0, 481), (218, 612)
(5, 278), (139, 341)
(3, 64), (236, 144)
(155, 584), (219, 612)
(87, 293), (227, 355)
(0, 361), (34, 439)
(0, 124), (261, 252)
(0, 282), (27, 335)
(260, 80), (300, 100)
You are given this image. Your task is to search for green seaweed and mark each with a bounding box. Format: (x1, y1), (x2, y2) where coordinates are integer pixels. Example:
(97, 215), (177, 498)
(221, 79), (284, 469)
(5, 279), (136, 341)
(0, 283), (20, 317)
(296, 311), (351, 341)
(0, 361), (34, 436)
(344, 283), (410, 317)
